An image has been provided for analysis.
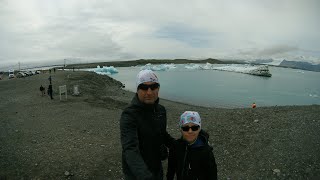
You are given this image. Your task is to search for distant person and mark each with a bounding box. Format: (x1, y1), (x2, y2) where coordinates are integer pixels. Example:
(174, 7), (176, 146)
(53, 68), (56, 73)
(48, 75), (52, 84)
(48, 84), (53, 99)
(120, 69), (174, 179)
(40, 85), (45, 96)
(49, 69), (51, 74)
(252, 102), (256, 108)
(47, 86), (50, 96)
(167, 111), (217, 180)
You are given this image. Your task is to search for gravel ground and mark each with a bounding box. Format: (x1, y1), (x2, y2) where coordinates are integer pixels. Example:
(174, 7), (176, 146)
(0, 70), (319, 179)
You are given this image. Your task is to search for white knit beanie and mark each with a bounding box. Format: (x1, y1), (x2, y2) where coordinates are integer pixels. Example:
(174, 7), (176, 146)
(136, 70), (159, 88)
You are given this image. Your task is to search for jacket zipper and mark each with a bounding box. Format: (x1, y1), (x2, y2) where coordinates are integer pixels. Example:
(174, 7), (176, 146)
(181, 145), (188, 179)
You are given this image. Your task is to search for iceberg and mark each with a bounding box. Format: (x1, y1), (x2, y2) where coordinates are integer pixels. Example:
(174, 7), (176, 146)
(309, 94), (319, 98)
(138, 63), (272, 77)
(210, 64), (272, 77)
(246, 65), (272, 77)
(185, 64), (202, 70)
(140, 63), (176, 71)
(94, 65), (118, 75)
(201, 63), (214, 70)
(184, 63), (272, 77)
(91, 63), (271, 77)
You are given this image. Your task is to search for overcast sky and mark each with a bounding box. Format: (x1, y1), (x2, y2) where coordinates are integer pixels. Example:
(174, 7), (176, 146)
(1, 0), (320, 67)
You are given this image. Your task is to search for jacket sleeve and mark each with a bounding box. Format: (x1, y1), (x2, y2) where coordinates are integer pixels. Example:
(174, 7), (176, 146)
(166, 143), (177, 180)
(207, 147), (218, 180)
(161, 107), (175, 148)
(164, 131), (175, 148)
(120, 110), (153, 179)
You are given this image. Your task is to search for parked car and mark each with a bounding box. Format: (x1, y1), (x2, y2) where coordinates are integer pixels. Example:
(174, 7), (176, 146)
(27, 71), (34, 76)
(23, 71), (33, 76)
(17, 72), (26, 78)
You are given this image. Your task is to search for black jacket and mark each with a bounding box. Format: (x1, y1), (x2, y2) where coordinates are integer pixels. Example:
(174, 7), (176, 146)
(167, 130), (217, 180)
(120, 94), (174, 180)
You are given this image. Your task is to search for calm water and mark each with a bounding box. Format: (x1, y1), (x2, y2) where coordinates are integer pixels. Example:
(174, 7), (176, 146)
(109, 65), (320, 108)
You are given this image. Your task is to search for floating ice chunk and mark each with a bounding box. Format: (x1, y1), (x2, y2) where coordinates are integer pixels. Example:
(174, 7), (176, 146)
(202, 62), (214, 70)
(309, 94), (319, 98)
(141, 63), (176, 71)
(185, 64), (202, 70)
(193, 63), (272, 77)
(94, 65), (118, 74)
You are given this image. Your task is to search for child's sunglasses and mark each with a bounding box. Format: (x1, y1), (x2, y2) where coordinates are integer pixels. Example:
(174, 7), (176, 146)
(181, 125), (200, 132)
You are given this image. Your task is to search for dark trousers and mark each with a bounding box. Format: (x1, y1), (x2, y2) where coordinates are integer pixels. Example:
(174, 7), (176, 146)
(124, 165), (163, 180)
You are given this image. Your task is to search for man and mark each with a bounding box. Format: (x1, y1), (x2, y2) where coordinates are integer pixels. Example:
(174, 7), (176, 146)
(48, 84), (53, 99)
(120, 69), (174, 180)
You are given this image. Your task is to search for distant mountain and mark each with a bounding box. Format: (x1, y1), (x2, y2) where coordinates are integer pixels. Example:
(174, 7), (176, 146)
(279, 60), (320, 72)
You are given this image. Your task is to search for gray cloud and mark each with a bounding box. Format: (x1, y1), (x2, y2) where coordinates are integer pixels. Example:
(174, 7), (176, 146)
(154, 23), (216, 48)
(0, 0), (319, 67)
(238, 45), (300, 57)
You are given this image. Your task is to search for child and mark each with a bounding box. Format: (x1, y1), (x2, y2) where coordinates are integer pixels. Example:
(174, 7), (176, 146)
(167, 111), (217, 180)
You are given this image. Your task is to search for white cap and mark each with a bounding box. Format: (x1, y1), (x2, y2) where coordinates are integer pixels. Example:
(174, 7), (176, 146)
(136, 70), (159, 88)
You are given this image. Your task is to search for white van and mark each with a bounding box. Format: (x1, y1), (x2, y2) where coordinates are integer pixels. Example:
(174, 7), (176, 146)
(9, 70), (15, 79)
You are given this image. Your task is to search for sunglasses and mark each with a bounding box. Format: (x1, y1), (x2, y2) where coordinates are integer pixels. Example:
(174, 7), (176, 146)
(181, 125), (200, 132)
(138, 83), (160, 91)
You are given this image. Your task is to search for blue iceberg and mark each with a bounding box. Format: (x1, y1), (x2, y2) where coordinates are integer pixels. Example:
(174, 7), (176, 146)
(94, 65), (118, 75)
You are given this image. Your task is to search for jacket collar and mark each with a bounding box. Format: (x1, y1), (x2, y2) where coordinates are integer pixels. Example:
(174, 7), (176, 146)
(131, 93), (160, 110)
(179, 130), (210, 147)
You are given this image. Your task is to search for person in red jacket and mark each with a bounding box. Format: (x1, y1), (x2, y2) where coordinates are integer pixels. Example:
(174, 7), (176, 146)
(167, 111), (217, 180)
(252, 102), (256, 108)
